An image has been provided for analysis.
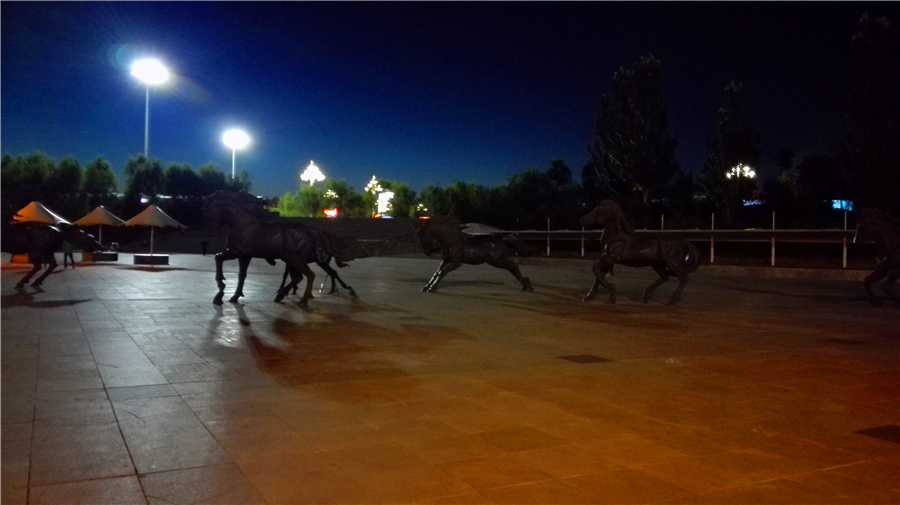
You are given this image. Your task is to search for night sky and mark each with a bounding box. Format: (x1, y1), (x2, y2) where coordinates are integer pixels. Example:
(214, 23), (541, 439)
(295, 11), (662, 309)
(2, 2), (897, 198)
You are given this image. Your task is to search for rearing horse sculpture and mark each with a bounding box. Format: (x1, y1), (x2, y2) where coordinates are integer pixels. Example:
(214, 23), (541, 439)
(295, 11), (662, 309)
(1, 222), (102, 287)
(203, 191), (356, 306)
(580, 200), (701, 305)
(853, 208), (900, 306)
(416, 216), (536, 292)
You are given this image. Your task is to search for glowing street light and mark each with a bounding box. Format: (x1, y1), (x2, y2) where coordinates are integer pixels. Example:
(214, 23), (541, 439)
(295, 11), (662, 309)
(222, 129), (251, 179)
(130, 58), (169, 157)
(300, 160), (325, 185)
(726, 163), (756, 179)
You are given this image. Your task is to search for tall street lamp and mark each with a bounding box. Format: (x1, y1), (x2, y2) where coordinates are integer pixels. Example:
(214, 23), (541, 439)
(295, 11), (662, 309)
(222, 129), (251, 179)
(130, 58), (169, 157)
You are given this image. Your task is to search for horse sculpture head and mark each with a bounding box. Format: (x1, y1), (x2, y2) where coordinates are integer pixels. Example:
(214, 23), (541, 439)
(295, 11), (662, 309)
(854, 208), (900, 254)
(580, 200), (635, 237)
(416, 217), (467, 256)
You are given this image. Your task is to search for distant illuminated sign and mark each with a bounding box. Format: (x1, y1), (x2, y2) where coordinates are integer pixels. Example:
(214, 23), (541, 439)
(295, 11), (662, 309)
(832, 200), (853, 211)
(324, 208), (339, 218)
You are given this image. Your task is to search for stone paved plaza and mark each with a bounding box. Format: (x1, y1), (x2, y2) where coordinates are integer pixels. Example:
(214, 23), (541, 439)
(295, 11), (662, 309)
(2, 253), (898, 504)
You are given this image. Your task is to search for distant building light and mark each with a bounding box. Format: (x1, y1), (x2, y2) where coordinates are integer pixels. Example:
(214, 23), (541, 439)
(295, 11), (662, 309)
(742, 200), (764, 206)
(832, 200), (853, 211)
(376, 191), (394, 216)
(324, 208), (339, 218)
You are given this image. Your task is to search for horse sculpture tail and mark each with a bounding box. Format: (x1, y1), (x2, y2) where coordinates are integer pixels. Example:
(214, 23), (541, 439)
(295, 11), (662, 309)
(683, 240), (702, 273)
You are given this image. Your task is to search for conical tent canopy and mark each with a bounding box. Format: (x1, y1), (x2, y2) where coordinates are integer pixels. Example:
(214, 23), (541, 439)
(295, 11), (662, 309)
(74, 206), (126, 247)
(463, 222), (502, 235)
(13, 201), (71, 225)
(74, 206), (126, 226)
(124, 205), (186, 259)
(124, 205), (186, 228)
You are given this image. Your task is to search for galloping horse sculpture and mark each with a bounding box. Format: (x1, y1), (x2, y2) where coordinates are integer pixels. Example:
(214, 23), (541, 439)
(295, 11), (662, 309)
(1, 222), (102, 287)
(853, 208), (899, 306)
(580, 200), (701, 305)
(202, 191), (360, 306)
(416, 217), (536, 292)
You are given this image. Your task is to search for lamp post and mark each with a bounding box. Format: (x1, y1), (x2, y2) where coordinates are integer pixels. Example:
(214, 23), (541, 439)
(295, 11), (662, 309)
(222, 129), (251, 179)
(130, 59), (169, 157)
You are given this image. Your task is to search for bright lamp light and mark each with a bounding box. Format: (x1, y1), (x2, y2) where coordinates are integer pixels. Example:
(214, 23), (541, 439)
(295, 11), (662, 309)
(130, 58), (169, 85)
(222, 129), (250, 150)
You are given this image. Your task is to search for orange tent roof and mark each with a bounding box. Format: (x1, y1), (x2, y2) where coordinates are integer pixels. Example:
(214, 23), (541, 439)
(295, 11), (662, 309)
(13, 201), (70, 225)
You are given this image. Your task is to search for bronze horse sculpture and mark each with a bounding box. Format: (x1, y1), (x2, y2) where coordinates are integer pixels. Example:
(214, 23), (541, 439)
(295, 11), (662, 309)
(416, 216), (536, 292)
(580, 200), (701, 305)
(202, 190), (360, 306)
(853, 208), (899, 306)
(1, 222), (102, 287)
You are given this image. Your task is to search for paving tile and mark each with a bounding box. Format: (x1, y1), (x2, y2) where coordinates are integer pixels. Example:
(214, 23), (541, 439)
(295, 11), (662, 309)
(139, 464), (264, 504)
(563, 468), (696, 504)
(30, 423), (134, 486)
(438, 453), (555, 491)
(29, 476), (145, 505)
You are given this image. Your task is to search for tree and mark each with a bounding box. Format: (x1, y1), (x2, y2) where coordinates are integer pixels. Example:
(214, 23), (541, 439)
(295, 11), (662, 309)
(585, 54), (680, 210)
(387, 183), (417, 218)
(197, 162), (228, 196)
(697, 81), (761, 228)
(83, 156), (118, 208)
(1, 152), (54, 213)
(840, 13), (899, 215)
(124, 155), (164, 202)
(227, 170), (252, 193)
(47, 155), (85, 217)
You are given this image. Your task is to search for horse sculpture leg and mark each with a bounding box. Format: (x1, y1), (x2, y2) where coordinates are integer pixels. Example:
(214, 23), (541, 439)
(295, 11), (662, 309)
(882, 270), (900, 305)
(642, 263), (671, 304)
(31, 252), (59, 286)
(317, 261), (356, 297)
(488, 257), (533, 292)
(228, 256), (253, 303)
(585, 261), (616, 304)
(282, 259), (316, 306)
(423, 260), (461, 292)
(17, 255), (42, 288)
(213, 249), (241, 305)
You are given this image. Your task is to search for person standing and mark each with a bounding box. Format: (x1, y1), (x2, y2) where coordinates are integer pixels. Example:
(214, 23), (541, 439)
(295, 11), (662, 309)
(62, 240), (76, 269)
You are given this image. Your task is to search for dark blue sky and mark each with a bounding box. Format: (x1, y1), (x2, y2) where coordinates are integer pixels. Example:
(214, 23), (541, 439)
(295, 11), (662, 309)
(2, 2), (897, 198)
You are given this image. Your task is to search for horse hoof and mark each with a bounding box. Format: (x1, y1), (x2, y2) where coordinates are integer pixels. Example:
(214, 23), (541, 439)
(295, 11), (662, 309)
(348, 289), (358, 297)
(228, 296), (241, 304)
(523, 285), (534, 292)
(213, 295), (224, 306)
(421, 287), (430, 293)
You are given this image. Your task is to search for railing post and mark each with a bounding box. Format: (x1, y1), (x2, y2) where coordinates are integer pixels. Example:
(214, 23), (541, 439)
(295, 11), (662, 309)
(546, 218), (550, 257)
(580, 226), (585, 258)
(842, 209), (848, 269)
(710, 213), (715, 264)
(770, 211), (776, 267)
(661, 214), (664, 230)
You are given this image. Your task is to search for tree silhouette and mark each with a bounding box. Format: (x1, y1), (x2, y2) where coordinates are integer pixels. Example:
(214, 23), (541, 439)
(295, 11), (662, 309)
(841, 13), (899, 215)
(698, 81), (761, 228)
(586, 54), (679, 211)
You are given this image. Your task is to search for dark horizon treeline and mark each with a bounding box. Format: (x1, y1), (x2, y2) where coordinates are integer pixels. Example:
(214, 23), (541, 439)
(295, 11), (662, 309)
(1, 153), (249, 228)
